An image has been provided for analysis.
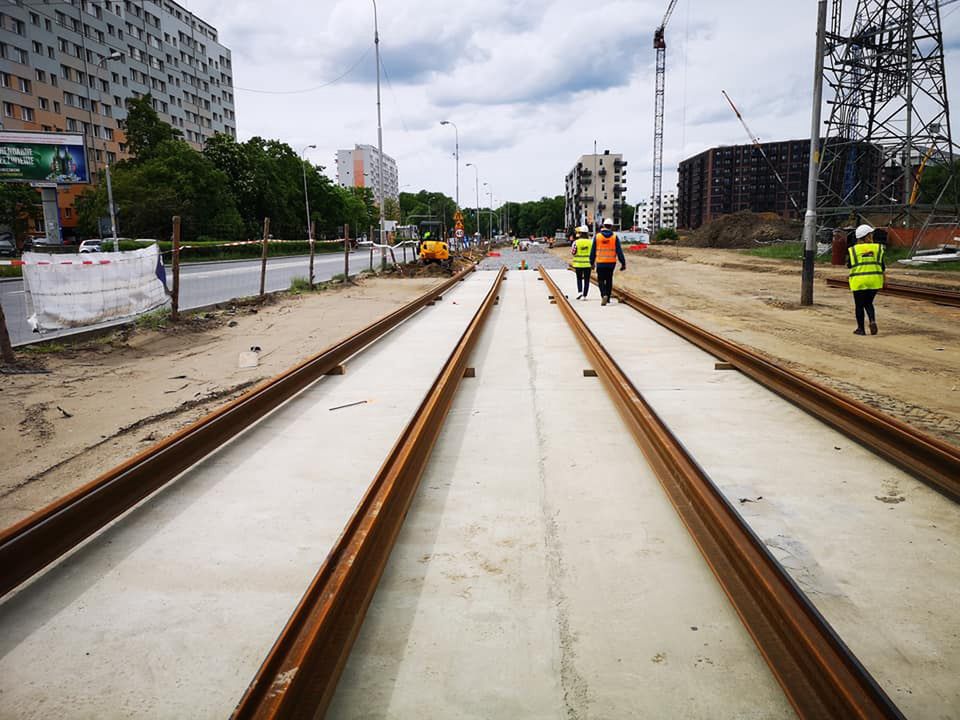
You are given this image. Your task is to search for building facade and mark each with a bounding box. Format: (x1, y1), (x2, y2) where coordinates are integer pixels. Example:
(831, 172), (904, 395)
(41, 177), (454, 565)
(564, 150), (627, 230)
(634, 192), (677, 232)
(335, 144), (399, 207)
(676, 137), (888, 230)
(0, 0), (235, 237)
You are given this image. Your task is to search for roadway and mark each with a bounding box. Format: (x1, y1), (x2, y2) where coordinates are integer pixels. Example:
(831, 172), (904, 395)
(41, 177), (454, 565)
(1, 248), (406, 346)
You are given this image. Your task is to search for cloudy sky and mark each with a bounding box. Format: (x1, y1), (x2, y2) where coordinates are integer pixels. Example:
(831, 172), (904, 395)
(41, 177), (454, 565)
(186, 0), (960, 205)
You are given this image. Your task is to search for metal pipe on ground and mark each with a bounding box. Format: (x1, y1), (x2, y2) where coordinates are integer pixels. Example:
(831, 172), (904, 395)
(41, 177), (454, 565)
(540, 266), (903, 719)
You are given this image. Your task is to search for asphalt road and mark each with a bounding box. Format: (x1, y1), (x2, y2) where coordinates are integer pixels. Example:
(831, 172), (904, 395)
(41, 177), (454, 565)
(1, 248), (406, 346)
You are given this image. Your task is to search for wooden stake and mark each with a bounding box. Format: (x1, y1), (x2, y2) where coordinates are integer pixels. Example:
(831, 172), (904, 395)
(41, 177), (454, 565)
(0, 303), (15, 364)
(259, 217), (270, 298)
(171, 215), (181, 322)
(344, 223), (350, 282)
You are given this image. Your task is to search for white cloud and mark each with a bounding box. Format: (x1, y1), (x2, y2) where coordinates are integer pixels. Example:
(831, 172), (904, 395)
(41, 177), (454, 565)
(188, 0), (960, 206)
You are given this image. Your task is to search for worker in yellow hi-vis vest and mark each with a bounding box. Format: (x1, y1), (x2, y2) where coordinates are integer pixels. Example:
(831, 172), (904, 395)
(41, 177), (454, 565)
(847, 224), (886, 335)
(570, 226), (593, 300)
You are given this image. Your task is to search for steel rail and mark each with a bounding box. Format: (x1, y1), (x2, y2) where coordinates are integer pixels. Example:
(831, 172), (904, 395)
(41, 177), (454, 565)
(231, 266), (504, 719)
(825, 277), (960, 307)
(0, 266), (475, 599)
(604, 282), (960, 500)
(541, 267), (903, 719)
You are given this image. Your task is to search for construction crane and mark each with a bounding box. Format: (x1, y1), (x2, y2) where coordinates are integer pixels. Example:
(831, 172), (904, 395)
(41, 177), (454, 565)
(651, 0), (680, 236)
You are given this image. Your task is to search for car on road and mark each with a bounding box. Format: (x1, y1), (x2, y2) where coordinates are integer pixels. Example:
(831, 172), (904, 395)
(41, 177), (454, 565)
(0, 237), (17, 257)
(78, 239), (103, 253)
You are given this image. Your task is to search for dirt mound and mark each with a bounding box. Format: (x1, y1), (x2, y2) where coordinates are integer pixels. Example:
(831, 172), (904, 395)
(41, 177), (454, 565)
(688, 211), (802, 249)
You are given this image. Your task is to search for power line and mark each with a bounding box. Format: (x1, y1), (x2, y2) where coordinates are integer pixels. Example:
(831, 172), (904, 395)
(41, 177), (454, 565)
(233, 45), (373, 95)
(377, 51), (412, 135)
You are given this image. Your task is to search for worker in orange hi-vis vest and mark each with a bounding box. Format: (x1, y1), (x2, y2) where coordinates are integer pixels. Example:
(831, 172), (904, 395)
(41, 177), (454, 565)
(589, 218), (626, 306)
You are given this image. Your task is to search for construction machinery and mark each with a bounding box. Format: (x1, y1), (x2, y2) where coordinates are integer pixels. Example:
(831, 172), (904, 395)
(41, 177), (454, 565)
(418, 220), (451, 269)
(651, 0), (680, 236)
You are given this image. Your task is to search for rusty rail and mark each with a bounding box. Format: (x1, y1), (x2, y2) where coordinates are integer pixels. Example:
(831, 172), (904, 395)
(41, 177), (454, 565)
(541, 267), (903, 719)
(232, 266), (505, 719)
(0, 266), (476, 599)
(604, 283), (960, 500)
(825, 277), (960, 307)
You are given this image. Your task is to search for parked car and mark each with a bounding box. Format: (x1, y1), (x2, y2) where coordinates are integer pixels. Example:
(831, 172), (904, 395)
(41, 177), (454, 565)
(0, 237), (17, 257)
(78, 239), (103, 253)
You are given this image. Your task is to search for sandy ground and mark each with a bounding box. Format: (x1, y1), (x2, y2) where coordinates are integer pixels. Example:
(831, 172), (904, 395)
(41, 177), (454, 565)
(550, 245), (960, 446)
(0, 276), (441, 529)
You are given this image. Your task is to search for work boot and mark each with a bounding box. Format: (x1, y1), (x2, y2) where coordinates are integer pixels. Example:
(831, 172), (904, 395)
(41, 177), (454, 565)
(576, 293), (582, 300)
(869, 321), (878, 335)
(853, 328), (865, 335)
(601, 296), (609, 306)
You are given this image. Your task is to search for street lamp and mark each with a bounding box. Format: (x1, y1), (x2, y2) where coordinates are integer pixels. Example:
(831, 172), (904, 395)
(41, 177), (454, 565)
(483, 182), (494, 239)
(465, 162), (480, 240)
(440, 120), (459, 210)
(97, 50), (123, 251)
(300, 144), (316, 240)
(372, 0), (386, 268)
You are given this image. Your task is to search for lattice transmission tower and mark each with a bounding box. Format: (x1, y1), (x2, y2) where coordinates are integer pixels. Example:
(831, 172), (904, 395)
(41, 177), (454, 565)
(817, 0), (958, 251)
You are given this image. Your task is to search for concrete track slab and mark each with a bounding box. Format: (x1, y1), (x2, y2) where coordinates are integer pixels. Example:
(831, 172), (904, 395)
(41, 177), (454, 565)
(548, 268), (960, 717)
(0, 272), (496, 719)
(330, 270), (792, 719)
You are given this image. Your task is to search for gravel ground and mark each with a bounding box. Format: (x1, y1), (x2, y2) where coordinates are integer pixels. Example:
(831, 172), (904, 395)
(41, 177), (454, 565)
(478, 244), (570, 271)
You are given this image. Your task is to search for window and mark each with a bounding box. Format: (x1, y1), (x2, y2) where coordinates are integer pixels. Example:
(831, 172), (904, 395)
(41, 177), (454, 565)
(20, 104), (33, 120)
(2, 102), (12, 117)
(54, 101), (61, 113)
(50, 74), (58, 87)
(39, 97), (49, 110)
(18, 77), (31, 93)
(35, 69), (47, 82)
(33, 41), (43, 54)
(0, 73), (8, 88)
(30, 12), (40, 26)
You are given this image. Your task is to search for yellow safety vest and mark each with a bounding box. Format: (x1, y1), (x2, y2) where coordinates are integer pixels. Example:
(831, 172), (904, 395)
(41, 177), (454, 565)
(848, 243), (885, 291)
(571, 238), (592, 268)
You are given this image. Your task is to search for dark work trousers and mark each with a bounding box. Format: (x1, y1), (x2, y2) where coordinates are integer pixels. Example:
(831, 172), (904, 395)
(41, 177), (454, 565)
(596, 264), (616, 298)
(575, 266), (591, 296)
(853, 289), (878, 329)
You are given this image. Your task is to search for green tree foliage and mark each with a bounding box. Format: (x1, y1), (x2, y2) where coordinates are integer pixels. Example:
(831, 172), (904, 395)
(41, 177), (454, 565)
(76, 139), (244, 241)
(621, 202), (635, 229)
(509, 196), (564, 237)
(917, 160), (960, 206)
(123, 95), (182, 160)
(0, 184), (41, 249)
(655, 227), (678, 242)
(383, 196), (401, 222)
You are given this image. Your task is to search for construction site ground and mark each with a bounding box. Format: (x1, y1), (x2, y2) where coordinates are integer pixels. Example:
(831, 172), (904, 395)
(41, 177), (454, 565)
(551, 245), (960, 447)
(0, 276), (440, 529)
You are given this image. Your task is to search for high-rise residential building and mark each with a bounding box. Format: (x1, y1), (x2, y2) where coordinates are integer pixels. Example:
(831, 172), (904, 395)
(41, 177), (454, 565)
(0, 0), (235, 238)
(335, 144), (399, 207)
(676, 138), (886, 230)
(634, 193), (677, 232)
(564, 150), (627, 230)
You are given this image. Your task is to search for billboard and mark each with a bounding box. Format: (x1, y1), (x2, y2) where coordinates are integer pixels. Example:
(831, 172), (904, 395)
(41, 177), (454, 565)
(0, 131), (89, 184)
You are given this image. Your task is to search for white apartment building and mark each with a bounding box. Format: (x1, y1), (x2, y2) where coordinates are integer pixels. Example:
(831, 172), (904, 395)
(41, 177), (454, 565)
(564, 150), (627, 230)
(335, 143), (398, 206)
(634, 192), (678, 232)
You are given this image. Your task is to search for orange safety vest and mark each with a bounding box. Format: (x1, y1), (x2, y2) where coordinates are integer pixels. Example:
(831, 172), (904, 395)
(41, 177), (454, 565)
(594, 233), (618, 264)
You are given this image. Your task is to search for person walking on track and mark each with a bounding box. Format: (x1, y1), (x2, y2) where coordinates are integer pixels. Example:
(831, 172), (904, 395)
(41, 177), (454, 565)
(590, 218), (626, 306)
(847, 223), (886, 335)
(570, 225), (593, 300)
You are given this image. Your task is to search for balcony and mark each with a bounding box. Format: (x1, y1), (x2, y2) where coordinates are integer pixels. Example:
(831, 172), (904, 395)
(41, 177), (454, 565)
(598, 167), (607, 177)
(614, 159), (627, 168)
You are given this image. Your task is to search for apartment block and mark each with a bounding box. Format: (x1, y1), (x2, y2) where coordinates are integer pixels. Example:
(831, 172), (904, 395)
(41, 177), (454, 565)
(0, 1), (235, 237)
(564, 150), (627, 230)
(676, 138), (885, 230)
(335, 144), (399, 207)
(634, 192), (677, 232)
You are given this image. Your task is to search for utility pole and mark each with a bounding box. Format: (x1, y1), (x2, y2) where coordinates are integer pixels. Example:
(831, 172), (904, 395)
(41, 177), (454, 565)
(801, 0), (828, 306)
(441, 120), (459, 210)
(96, 52), (124, 251)
(466, 163), (480, 239)
(373, 0), (387, 270)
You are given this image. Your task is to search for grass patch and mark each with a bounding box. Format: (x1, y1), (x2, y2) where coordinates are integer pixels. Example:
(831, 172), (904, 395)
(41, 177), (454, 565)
(289, 276), (313, 294)
(135, 307), (171, 331)
(22, 340), (66, 354)
(744, 242), (823, 261)
(0, 266), (21, 278)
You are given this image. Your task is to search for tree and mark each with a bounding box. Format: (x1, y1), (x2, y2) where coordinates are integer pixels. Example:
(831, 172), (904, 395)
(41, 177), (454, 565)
(76, 139), (243, 241)
(0, 184), (41, 249)
(917, 159), (960, 206)
(383, 197), (401, 222)
(124, 94), (182, 161)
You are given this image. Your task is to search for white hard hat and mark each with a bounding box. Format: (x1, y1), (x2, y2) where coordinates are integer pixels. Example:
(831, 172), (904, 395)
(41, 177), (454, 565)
(602, 218), (614, 228)
(575, 225), (589, 234)
(854, 224), (874, 240)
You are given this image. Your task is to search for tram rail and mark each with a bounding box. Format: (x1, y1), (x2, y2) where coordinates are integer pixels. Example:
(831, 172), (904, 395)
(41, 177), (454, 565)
(825, 277), (960, 307)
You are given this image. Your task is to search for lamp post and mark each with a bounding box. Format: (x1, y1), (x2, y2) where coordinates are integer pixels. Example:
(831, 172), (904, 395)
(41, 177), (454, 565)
(373, 0), (386, 269)
(440, 120), (459, 210)
(483, 183), (494, 239)
(465, 162), (480, 240)
(96, 51), (123, 251)
(300, 144), (316, 239)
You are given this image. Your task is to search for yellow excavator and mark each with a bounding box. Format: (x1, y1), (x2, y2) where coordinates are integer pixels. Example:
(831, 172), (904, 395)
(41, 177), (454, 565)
(418, 221), (451, 269)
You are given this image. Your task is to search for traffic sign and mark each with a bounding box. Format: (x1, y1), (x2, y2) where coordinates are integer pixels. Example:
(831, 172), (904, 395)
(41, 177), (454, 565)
(455, 228), (464, 238)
